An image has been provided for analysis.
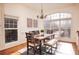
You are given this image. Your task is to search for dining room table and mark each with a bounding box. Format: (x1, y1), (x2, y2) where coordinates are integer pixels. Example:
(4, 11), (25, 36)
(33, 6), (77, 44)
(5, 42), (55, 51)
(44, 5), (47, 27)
(34, 31), (64, 54)
(34, 33), (55, 55)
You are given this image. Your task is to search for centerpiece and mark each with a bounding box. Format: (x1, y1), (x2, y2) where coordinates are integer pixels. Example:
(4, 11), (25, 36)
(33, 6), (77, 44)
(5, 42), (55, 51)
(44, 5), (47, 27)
(40, 29), (44, 36)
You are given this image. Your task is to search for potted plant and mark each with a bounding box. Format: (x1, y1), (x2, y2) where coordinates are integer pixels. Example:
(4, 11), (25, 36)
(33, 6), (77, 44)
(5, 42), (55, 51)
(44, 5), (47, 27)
(40, 29), (44, 36)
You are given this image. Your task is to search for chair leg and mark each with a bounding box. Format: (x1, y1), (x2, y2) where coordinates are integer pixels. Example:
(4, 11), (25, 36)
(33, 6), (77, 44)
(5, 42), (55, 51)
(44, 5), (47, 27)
(27, 48), (29, 55)
(45, 44), (47, 54)
(53, 42), (58, 54)
(51, 46), (53, 54)
(33, 48), (35, 55)
(55, 42), (58, 49)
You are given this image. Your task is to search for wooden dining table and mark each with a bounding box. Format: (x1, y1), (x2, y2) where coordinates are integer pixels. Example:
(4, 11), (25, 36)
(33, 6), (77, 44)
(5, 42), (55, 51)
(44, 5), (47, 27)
(34, 33), (55, 55)
(34, 31), (64, 54)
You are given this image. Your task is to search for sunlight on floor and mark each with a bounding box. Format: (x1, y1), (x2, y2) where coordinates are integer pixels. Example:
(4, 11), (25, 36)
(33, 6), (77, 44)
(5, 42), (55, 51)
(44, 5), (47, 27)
(11, 42), (75, 55)
(55, 42), (75, 55)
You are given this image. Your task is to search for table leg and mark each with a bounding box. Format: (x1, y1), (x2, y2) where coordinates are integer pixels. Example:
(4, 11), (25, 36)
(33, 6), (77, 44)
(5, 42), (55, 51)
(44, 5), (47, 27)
(39, 40), (42, 55)
(27, 40), (29, 55)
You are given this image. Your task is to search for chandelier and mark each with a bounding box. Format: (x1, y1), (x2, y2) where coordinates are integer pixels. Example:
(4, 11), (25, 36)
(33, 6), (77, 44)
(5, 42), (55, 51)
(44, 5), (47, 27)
(37, 4), (47, 19)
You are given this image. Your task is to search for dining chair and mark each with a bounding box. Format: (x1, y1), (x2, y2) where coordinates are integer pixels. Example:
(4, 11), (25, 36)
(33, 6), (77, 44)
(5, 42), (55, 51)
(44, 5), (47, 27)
(43, 34), (55, 44)
(44, 39), (58, 55)
(36, 30), (39, 35)
(26, 32), (40, 55)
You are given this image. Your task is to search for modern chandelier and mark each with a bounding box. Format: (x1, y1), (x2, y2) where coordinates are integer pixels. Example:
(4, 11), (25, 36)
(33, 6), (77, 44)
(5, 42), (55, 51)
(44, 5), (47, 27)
(37, 4), (47, 19)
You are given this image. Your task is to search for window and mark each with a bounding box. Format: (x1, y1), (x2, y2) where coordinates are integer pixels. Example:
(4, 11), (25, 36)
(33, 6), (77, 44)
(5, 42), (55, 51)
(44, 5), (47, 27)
(44, 13), (71, 37)
(5, 18), (17, 28)
(4, 15), (18, 43)
(5, 29), (18, 43)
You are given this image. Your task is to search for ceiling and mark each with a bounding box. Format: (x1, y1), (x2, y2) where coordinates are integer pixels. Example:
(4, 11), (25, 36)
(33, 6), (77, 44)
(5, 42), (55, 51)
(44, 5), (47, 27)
(24, 3), (76, 15)
(25, 3), (73, 11)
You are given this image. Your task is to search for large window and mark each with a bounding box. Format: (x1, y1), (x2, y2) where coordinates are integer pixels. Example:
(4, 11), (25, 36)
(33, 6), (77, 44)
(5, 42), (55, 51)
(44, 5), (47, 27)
(4, 16), (18, 43)
(44, 13), (71, 37)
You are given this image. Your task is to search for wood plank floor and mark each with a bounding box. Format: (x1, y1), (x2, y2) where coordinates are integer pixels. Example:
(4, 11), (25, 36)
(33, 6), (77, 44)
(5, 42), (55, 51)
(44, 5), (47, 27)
(72, 43), (79, 55)
(0, 43), (27, 55)
(56, 42), (75, 55)
(59, 40), (79, 55)
(0, 41), (78, 55)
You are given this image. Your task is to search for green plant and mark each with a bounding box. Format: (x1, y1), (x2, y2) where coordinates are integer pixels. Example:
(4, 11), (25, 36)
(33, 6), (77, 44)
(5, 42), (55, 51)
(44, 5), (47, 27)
(41, 29), (44, 32)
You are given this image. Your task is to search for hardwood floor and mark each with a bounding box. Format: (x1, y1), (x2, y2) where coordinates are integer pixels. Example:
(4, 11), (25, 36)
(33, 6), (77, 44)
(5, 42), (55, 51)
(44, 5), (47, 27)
(60, 40), (79, 55)
(72, 43), (79, 55)
(59, 40), (79, 55)
(55, 42), (75, 55)
(0, 41), (78, 55)
(0, 43), (27, 55)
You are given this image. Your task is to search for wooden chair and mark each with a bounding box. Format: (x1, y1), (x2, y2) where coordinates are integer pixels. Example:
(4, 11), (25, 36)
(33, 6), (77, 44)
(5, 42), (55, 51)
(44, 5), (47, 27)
(44, 39), (58, 55)
(36, 30), (39, 35)
(44, 34), (55, 43)
(26, 32), (40, 55)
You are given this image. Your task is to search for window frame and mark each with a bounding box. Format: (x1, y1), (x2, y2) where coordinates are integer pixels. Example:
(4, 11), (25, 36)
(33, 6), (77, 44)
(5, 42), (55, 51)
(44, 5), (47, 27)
(4, 15), (18, 43)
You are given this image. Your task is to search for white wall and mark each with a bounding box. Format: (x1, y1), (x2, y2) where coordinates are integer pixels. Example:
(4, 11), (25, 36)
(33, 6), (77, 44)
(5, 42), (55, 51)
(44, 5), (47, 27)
(0, 4), (5, 50)
(0, 4), (41, 50)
